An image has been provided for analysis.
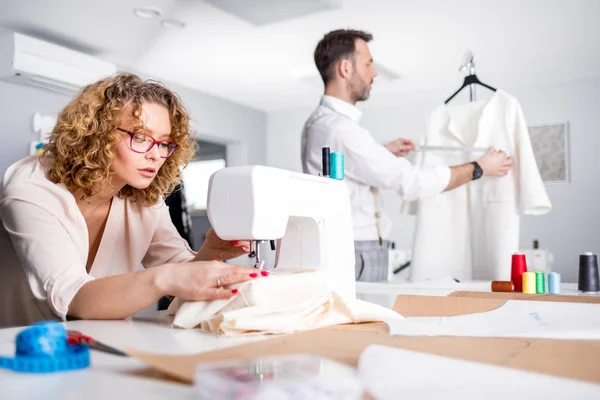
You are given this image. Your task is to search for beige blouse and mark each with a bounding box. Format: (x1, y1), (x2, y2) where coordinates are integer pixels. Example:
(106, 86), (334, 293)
(0, 156), (195, 327)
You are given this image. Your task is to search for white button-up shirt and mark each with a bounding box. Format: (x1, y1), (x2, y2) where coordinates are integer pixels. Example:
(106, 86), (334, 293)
(301, 95), (450, 241)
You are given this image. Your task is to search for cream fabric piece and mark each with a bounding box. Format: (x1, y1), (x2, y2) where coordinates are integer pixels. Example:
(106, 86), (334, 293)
(0, 156), (196, 327)
(169, 269), (403, 335)
(405, 90), (551, 282)
(301, 95), (450, 242)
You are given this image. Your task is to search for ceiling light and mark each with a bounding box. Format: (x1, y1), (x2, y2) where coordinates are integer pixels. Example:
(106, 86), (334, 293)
(290, 66), (323, 89)
(206, 0), (343, 26)
(161, 19), (186, 29)
(133, 6), (162, 19)
(299, 75), (324, 89)
(372, 62), (401, 82)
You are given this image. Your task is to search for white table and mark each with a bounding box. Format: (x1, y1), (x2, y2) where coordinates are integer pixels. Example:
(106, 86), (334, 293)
(356, 277), (600, 308)
(0, 311), (269, 400)
(1, 280), (599, 399)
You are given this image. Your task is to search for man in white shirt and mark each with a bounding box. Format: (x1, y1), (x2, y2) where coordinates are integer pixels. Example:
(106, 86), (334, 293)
(301, 29), (513, 282)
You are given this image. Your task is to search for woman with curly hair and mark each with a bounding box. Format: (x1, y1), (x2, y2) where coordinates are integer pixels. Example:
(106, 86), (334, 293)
(0, 72), (265, 327)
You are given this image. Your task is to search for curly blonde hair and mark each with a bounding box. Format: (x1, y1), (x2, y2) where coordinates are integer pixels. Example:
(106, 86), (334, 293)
(42, 72), (196, 205)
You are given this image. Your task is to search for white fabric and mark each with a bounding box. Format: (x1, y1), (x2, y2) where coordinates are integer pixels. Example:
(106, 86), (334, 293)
(406, 90), (551, 281)
(358, 345), (600, 400)
(168, 269), (403, 335)
(0, 156), (195, 327)
(301, 95), (450, 241)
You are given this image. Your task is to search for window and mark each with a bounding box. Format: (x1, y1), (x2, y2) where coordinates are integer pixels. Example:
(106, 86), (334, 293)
(181, 140), (227, 212)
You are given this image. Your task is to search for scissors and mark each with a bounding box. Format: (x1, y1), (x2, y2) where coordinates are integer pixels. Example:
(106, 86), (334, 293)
(66, 330), (128, 357)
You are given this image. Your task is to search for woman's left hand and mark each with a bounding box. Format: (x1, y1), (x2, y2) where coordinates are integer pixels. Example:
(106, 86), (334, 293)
(195, 227), (250, 261)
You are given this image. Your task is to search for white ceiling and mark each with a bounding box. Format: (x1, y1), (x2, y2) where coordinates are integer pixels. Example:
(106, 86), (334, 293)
(1, 0), (599, 112)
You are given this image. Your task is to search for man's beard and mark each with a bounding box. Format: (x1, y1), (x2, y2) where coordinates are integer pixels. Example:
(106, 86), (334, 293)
(350, 75), (371, 103)
(355, 85), (371, 102)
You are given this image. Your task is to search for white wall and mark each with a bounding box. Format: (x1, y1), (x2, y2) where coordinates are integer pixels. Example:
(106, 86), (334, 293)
(265, 77), (600, 282)
(166, 81), (266, 167)
(267, 106), (312, 170)
(0, 81), (71, 175)
(0, 77), (267, 176)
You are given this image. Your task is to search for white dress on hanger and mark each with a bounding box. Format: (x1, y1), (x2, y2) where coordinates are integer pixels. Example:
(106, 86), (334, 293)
(406, 90), (551, 281)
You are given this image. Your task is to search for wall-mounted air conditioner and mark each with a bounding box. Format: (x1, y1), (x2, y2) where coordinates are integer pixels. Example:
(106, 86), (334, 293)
(0, 32), (117, 95)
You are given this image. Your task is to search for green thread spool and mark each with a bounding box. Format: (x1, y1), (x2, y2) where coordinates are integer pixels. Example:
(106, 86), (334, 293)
(535, 271), (545, 294)
(330, 152), (344, 180)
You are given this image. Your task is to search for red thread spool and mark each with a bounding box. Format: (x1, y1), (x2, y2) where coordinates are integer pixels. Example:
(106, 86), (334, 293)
(511, 253), (528, 292)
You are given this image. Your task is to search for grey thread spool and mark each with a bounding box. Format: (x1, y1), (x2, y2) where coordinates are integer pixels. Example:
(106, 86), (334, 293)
(578, 252), (599, 292)
(322, 147), (330, 177)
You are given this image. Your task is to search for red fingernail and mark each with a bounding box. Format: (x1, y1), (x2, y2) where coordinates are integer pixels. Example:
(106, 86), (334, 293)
(261, 271), (269, 277)
(249, 273), (258, 278)
(243, 246), (250, 252)
(231, 240), (239, 246)
(231, 289), (238, 294)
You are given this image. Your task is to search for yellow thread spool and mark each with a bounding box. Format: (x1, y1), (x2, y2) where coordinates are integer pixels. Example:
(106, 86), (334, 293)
(522, 272), (536, 294)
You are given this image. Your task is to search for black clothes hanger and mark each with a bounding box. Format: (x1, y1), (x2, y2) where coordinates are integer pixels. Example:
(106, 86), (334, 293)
(445, 74), (497, 104)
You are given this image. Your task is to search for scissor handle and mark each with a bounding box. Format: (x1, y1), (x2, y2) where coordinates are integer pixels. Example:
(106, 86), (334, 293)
(66, 330), (128, 357)
(66, 331), (93, 345)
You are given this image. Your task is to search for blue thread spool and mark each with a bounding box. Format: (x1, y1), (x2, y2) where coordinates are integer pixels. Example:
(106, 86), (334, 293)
(330, 152), (344, 180)
(548, 272), (561, 294)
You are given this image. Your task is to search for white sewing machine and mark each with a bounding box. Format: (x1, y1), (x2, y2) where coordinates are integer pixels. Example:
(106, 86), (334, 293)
(207, 165), (356, 300)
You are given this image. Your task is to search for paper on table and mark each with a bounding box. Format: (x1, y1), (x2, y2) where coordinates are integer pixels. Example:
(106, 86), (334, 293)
(449, 290), (600, 302)
(358, 344), (600, 400)
(386, 300), (600, 339)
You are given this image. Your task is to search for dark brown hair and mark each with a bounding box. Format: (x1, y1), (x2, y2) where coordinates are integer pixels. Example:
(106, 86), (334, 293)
(42, 72), (195, 205)
(314, 29), (373, 85)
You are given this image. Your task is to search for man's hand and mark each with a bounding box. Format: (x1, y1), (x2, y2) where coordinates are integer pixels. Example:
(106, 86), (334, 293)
(477, 147), (513, 177)
(445, 147), (514, 192)
(385, 138), (415, 157)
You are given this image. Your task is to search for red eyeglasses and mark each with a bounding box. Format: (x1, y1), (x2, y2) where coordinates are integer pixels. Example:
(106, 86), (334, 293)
(117, 128), (178, 158)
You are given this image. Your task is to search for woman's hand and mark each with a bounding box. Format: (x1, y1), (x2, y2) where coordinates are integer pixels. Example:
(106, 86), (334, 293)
(157, 260), (267, 301)
(195, 227), (250, 261)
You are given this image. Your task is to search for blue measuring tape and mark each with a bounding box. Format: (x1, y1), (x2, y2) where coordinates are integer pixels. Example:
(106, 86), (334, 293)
(0, 322), (90, 373)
